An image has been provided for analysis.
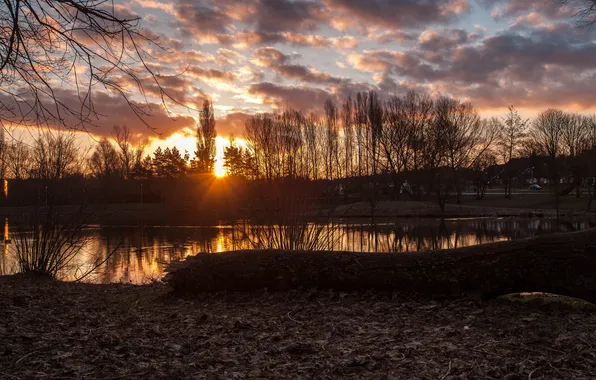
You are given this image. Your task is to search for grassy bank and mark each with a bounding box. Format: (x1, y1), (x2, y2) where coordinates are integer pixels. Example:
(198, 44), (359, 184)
(1, 276), (596, 379)
(0, 193), (594, 227)
(334, 199), (593, 219)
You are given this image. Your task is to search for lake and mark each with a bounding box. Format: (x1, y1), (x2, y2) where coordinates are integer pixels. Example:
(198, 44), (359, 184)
(0, 217), (593, 284)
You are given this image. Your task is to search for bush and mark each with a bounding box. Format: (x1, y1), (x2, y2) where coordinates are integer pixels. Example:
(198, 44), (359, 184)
(11, 204), (100, 280)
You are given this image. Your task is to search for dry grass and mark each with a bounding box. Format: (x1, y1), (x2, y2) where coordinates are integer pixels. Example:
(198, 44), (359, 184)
(1, 276), (596, 379)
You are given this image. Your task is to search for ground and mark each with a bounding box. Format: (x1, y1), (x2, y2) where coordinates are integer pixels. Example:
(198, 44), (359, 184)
(2, 276), (596, 379)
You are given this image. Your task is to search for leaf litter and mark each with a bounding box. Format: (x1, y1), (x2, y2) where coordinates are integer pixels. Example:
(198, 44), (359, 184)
(1, 275), (596, 379)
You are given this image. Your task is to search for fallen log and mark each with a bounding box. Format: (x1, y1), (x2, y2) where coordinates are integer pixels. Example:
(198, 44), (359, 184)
(165, 228), (596, 302)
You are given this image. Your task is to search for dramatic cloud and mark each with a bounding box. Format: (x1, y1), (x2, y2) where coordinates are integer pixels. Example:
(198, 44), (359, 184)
(0, 88), (196, 139)
(13, 0), (596, 143)
(323, 0), (470, 32)
(252, 47), (350, 85)
(248, 82), (335, 111)
(216, 112), (253, 136)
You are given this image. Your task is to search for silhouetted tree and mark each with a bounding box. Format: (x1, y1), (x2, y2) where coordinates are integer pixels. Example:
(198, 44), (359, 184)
(499, 106), (528, 199)
(30, 131), (80, 179)
(6, 139), (32, 179)
(194, 100), (217, 174)
(114, 125), (146, 179)
(561, 113), (590, 197)
(531, 109), (566, 219)
(153, 147), (188, 179)
(324, 99), (339, 180)
(89, 139), (120, 178)
(223, 139), (245, 177)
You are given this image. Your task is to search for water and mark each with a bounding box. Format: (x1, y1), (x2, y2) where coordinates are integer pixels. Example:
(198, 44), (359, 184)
(0, 217), (593, 284)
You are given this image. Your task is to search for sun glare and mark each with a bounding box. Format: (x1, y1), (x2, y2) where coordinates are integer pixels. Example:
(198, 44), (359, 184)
(151, 134), (247, 178)
(214, 136), (229, 177)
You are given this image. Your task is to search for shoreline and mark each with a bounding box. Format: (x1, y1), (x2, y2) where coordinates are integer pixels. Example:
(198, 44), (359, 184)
(0, 200), (593, 226)
(1, 276), (596, 379)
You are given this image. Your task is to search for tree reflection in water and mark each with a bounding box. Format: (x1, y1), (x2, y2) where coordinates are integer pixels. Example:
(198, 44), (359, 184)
(1, 217), (594, 283)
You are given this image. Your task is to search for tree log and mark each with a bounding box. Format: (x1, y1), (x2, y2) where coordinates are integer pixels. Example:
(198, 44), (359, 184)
(165, 228), (596, 302)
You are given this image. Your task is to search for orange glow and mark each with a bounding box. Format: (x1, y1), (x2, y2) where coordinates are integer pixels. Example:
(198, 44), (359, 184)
(214, 136), (228, 177)
(214, 136), (248, 177)
(214, 165), (227, 178)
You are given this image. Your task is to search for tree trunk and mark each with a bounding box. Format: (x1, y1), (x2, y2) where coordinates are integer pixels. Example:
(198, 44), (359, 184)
(166, 228), (596, 303)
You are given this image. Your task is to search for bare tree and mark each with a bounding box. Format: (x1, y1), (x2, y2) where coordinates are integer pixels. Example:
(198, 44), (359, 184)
(30, 130), (81, 179)
(194, 100), (217, 174)
(0, 0), (172, 131)
(6, 138), (31, 179)
(471, 149), (498, 200)
(403, 91), (434, 200)
(342, 96), (354, 178)
(531, 109), (566, 220)
(381, 95), (410, 199)
(88, 138), (120, 178)
(323, 99), (339, 180)
(437, 97), (485, 204)
(561, 113), (590, 197)
(113, 125), (146, 179)
(555, 0), (596, 25)
(499, 106), (528, 199)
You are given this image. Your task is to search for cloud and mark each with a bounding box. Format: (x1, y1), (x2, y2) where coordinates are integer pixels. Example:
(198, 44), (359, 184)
(248, 82), (334, 111)
(323, 0), (469, 32)
(216, 112), (253, 136)
(172, 0), (463, 48)
(0, 88), (196, 139)
(246, 80), (379, 112)
(485, 0), (575, 21)
(252, 47), (350, 86)
(186, 67), (238, 84)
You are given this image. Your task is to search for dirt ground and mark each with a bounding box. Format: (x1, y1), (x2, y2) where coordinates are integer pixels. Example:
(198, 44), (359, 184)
(1, 276), (596, 379)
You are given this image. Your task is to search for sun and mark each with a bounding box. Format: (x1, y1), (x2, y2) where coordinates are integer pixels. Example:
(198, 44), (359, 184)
(214, 164), (227, 178)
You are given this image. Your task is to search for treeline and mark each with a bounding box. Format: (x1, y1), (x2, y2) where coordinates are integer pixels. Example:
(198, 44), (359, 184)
(4, 93), (596, 210)
(229, 91), (596, 206)
(0, 101), (218, 182)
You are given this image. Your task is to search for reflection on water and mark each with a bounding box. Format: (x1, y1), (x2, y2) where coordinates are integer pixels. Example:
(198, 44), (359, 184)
(0, 217), (593, 284)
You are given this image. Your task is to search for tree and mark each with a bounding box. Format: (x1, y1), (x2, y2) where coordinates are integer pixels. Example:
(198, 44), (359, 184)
(0, 0), (169, 130)
(323, 99), (339, 180)
(342, 96), (354, 178)
(436, 97), (487, 205)
(6, 139), (32, 179)
(194, 100), (217, 174)
(30, 131), (80, 179)
(560, 113), (589, 197)
(88, 139), (120, 178)
(556, 0), (596, 25)
(499, 106), (528, 199)
(471, 150), (497, 200)
(114, 125), (147, 179)
(531, 109), (566, 220)
(152, 147), (188, 179)
(223, 139), (245, 177)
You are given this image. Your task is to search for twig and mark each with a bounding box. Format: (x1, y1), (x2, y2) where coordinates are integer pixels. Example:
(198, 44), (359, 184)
(287, 308), (304, 325)
(14, 350), (40, 365)
(440, 360), (452, 380)
(528, 367), (541, 379)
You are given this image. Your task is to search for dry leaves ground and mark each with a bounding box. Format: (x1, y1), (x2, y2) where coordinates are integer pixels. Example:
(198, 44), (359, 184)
(1, 275), (596, 379)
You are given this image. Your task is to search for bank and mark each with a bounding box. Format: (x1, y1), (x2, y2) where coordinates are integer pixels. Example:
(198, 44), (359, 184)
(1, 275), (596, 379)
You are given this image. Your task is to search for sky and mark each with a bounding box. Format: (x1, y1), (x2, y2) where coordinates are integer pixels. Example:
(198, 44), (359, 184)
(13, 0), (596, 158)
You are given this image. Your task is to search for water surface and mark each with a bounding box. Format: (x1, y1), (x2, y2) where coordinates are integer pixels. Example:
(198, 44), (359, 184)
(0, 217), (592, 284)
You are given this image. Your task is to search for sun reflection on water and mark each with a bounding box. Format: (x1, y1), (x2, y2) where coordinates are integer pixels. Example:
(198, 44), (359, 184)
(0, 217), (593, 283)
